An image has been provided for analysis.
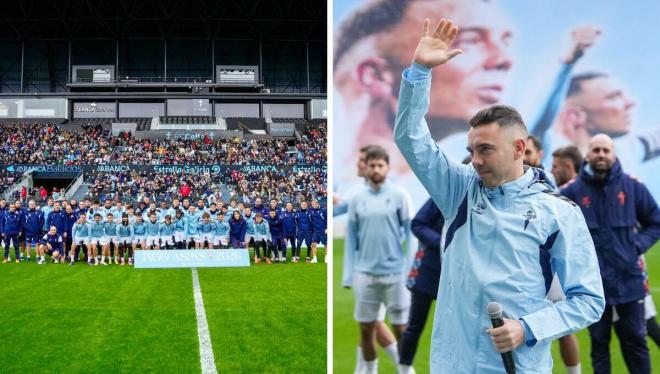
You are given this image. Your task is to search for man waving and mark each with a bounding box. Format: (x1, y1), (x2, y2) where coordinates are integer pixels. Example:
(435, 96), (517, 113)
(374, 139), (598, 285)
(394, 19), (605, 372)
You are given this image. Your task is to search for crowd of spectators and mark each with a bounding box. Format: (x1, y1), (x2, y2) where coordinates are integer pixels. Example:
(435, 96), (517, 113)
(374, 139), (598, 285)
(83, 169), (327, 207)
(0, 123), (326, 165)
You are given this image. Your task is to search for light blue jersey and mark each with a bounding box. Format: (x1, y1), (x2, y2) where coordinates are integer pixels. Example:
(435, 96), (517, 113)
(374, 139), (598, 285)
(185, 214), (200, 235)
(132, 221), (147, 236)
(159, 222), (175, 236)
(104, 222), (118, 237)
(71, 221), (90, 243)
(116, 223), (133, 240)
(199, 221), (216, 234)
(393, 64), (605, 373)
(244, 214), (256, 235)
(253, 220), (271, 241)
(145, 220), (160, 236)
(213, 220), (230, 237)
(41, 205), (53, 231)
(88, 221), (106, 239)
(342, 181), (415, 285)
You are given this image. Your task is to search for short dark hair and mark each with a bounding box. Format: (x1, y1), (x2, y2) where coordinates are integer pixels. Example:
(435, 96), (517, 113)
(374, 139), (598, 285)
(527, 135), (543, 152)
(552, 145), (583, 173)
(567, 72), (608, 98)
(469, 105), (527, 134)
(359, 144), (377, 154)
(364, 145), (390, 164)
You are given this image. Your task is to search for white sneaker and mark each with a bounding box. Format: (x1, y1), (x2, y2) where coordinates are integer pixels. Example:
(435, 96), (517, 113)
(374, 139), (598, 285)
(310, 257), (318, 263)
(37, 259), (45, 265)
(100, 260), (108, 266)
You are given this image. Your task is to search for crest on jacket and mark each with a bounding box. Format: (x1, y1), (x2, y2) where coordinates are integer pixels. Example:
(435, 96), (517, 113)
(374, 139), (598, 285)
(523, 209), (537, 231)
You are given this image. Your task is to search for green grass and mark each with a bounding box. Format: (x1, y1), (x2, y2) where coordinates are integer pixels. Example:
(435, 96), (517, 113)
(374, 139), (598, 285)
(333, 239), (660, 373)
(0, 248), (326, 373)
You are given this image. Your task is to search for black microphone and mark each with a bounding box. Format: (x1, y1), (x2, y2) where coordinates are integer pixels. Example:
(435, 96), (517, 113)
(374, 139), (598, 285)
(487, 302), (516, 374)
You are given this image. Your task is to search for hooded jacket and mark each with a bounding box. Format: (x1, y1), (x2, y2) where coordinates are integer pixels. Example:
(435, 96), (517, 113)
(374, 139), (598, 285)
(394, 64), (604, 373)
(561, 159), (660, 305)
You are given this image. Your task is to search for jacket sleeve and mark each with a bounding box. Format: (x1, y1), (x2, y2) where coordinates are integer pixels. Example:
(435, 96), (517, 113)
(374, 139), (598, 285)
(264, 221), (272, 241)
(411, 198), (444, 252)
(342, 196), (358, 287)
(393, 64), (476, 220)
(520, 204), (605, 344)
(633, 180), (660, 254)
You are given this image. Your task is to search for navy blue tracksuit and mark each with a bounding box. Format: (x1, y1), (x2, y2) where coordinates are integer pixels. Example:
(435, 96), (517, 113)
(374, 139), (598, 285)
(310, 207), (327, 245)
(281, 210), (297, 256)
(295, 209), (313, 258)
(3, 209), (22, 259)
(22, 208), (44, 244)
(400, 198), (444, 366)
(562, 159), (660, 374)
(265, 215), (284, 258)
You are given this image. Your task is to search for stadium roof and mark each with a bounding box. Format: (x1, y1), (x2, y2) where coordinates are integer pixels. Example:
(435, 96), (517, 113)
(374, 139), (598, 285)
(0, 0), (326, 41)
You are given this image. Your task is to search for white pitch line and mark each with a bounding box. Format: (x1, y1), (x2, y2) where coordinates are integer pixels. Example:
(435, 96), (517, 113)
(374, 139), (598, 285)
(192, 268), (218, 374)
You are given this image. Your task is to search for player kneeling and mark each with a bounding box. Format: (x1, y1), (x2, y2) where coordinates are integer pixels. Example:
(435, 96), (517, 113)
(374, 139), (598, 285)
(37, 226), (63, 264)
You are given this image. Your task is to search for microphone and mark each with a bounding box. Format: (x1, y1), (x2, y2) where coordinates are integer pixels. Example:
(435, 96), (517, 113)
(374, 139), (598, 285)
(487, 302), (516, 374)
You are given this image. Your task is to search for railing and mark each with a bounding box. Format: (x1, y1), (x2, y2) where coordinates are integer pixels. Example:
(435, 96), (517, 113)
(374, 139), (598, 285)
(2, 171), (33, 201)
(70, 76), (215, 84)
(62, 172), (84, 200)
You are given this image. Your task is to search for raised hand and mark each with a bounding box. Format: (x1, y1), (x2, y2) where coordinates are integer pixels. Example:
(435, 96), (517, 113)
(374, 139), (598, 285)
(564, 25), (601, 63)
(413, 18), (463, 69)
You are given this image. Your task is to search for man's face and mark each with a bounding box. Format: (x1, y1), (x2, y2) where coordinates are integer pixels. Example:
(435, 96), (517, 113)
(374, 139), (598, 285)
(574, 77), (635, 137)
(270, 200), (277, 208)
(47, 199), (54, 207)
(366, 158), (389, 184)
(107, 216), (113, 223)
(301, 202), (307, 210)
(66, 207), (73, 214)
(0, 201), (6, 208)
(49, 227), (57, 235)
(286, 203), (293, 211)
(311, 201), (319, 209)
(217, 215), (224, 221)
(467, 122), (522, 188)
(105, 201), (112, 208)
(523, 139), (542, 167)
(357, 151), (368, 178)
(29, 201), (35, 209)
(94, 216), (101, 223)
(386, 1), (513, 129)
(173, 200), (180, 207)
(54, 203), (61, 211)
(254, 198), (261, 206)
(551, 156), (575, 187)
(587, 138), (616, 173)
(269, 211), (276, 219)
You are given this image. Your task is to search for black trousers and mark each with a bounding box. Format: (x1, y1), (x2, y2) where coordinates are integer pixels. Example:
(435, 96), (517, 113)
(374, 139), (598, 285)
(589, 300), (650, 374)
(399, 290), (435, 366)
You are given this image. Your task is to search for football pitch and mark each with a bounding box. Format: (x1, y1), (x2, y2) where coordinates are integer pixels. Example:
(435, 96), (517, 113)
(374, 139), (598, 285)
(333, 239), (660, 373)
(0, 249), (326, 373)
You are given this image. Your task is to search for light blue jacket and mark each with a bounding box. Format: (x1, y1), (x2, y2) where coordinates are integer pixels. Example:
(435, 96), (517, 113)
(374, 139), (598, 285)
(394, 65), (604, 373)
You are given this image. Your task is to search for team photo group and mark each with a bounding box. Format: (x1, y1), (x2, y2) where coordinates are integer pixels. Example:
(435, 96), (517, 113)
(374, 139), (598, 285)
(0, 196), (327, 266)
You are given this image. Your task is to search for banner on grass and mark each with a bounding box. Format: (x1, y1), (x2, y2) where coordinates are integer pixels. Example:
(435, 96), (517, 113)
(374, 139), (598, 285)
(134, 249), (250, 268)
